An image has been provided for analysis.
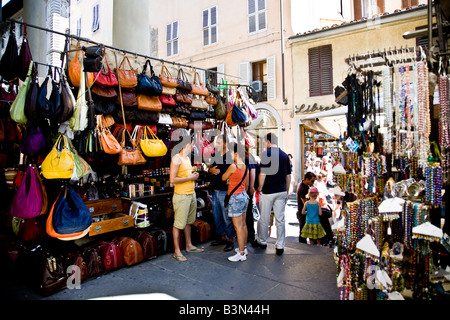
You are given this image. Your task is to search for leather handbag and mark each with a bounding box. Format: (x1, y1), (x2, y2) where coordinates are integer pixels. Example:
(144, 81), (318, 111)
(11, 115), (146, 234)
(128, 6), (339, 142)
(176, 68), (192, 92)
(137, 94), (162, 112)
(159, 64), (178, 88)
(140, 126), (168, 157)
(19, 126), (46, 156)
(91, 83), (118, 99)
(97, 115), (123, 154)
(115, 55), (138, 89)
(10, 62), (33, 124)
(0, 26), (19, 81)
(81, 246), (105, 277)
(97, 242), (123, 272)
(137, 59), (162, 96)
(206, 93), (217, 105)
(117, 129), (147, 166)
(158, 113), (173, 125)
(189, 110), (207, 121)
(10, 165), (43, 219)
(19, 25), (33, 81)
(69, 46), (94, 87)
(117, 89), (137, 107)
(38, 69), (62, 120)
(93, 56), (119, 87)
(64, 253), (88, 282)
(58, 71), (76, 123)
(174, 91), (192, 105)
(215, 95), (227, 120)
(232, 100), (249, 125)
(41, 135), (75, 179)
(191, 96), (209, 110)
(132, 230), (158, 260)
(160, 94), (176, 106)
(190, 72), (209, 96)
(171, 116), (188, 128)
(162, 85), (176, 96)
(52, 185), (92, 234)
(113, 236), (144, 266)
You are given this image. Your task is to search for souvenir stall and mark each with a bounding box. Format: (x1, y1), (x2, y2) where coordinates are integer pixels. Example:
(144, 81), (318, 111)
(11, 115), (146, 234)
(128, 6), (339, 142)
(0, 19), (258, 296)
(331, 45), (450, 300)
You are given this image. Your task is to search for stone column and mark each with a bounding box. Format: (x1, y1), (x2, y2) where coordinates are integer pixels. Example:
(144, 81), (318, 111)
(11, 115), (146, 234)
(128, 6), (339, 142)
(22, 0), (48, 75)
(113, 0), (150, 55)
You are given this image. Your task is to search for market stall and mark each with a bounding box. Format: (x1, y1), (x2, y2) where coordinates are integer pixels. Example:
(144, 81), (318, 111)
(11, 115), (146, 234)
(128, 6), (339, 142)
(0, 19), (259, 296)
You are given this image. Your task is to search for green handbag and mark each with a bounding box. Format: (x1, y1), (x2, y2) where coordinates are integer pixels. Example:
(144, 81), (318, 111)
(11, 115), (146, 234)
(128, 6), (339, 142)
(10, 61), (33, 124)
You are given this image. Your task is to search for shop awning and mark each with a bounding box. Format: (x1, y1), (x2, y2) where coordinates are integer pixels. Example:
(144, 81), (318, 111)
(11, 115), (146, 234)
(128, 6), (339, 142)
(298, 106), (347, 138)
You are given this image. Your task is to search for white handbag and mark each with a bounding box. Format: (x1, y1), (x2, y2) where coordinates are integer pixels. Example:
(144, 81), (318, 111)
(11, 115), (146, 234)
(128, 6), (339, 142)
(158, 113), (173, 125)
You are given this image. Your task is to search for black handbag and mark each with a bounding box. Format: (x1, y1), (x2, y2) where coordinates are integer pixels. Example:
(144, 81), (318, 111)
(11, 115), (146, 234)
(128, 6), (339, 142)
(24, 64), (40, 125)
(176, 68), (192, 92)
(93, 97), (116, 115)
(58, 71), (76, 123)
(189, 110), (207, 121)
(137, 59), (162, 96)
(0, 24), (19, 81)
(38, 68), (62, 120)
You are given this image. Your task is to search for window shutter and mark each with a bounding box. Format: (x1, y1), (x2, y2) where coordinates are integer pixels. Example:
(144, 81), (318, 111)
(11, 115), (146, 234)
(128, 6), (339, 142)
(320, 45), (333, 95)
(309, 47), (320, 97)
(239, 62), (251, 85)
(354, 0), (362, 20)
(217, 64), (225, 84)
(266, 55), (276, 101)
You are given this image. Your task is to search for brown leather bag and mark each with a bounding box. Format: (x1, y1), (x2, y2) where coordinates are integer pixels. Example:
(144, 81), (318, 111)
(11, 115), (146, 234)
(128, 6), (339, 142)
(133, 230), (158, 260)
(91, 83), (118, 99)
(113, 236), (144, 266)
(193, 219), (212, 243)
(159, 64), (178, 88)
(171, 116), (188, 128)
(174, 91), (193, 104)
(137, 94), (162, 112)
(190, 72), (209, 96)
(117, 89), (138, 107)
(117, 129), (147, 166)
(97, 115), (123, 154)
(115, 56), (138, 89)
(206, 93), (217, 105)
(82, 247), (105, 278)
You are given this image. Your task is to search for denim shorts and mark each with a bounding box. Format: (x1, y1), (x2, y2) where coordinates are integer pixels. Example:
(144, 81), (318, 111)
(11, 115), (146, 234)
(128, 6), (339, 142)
(227, 191), (249, 217)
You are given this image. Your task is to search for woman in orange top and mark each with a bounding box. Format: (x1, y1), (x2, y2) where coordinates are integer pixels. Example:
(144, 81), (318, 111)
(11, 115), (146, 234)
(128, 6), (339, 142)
(222, 143), (249, 262)
(169, 134), (202, 261)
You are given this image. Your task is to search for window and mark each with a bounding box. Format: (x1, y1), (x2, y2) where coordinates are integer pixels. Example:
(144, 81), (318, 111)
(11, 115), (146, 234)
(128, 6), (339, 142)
(401, 0), (418, 8)
(240, 56), (276, 102)
(166, 21), (179, 57)
(353, 0), (384, 19)
(76, 18), (82, 37)
(309, 45), (333, 97)
(91, 3), (100, 32)
(203, 6), (218, 47)
(248, 0), (266, 34)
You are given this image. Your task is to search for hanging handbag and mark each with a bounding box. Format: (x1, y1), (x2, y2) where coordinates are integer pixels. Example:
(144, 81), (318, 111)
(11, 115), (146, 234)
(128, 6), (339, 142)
(158, 113), (173, 125)
(159, 64), (178, 88)
(38, 68), (62, 120)
(19, 126), (46, 156)
(115, 55), (138, 89)
(41, 135), (75, 179)
(69, 45), (95, 87)
(199, 133), (215, 160)
(191, 95), (209, 110)
(10, 165), (43, 219)
(93, 56), (118, 87)
(215, 95), (227, 120)
(9, 62), (33, 124)
(91, 83), (118, 99)
(97, 115), (122, 154)
(117, 129), (147, 166)
(137, 59), (162, 96)
(190, 71), (209, 96)
(189, 110), (207, 121)
(226, 103), (237, 127)
(206, 93), (217, 105)
(160, 94), (176, 107)
(70, 56), (89, 132)
(0, 24), (19, 81)
(174, 91), (193, 104)
(231, 101), (248, 125)
(140, 126), (168, 157)
(137, 94), (162, 112)
(19, 24), (33, 82)
(58, 70), (76, 123)
(34, 166), (49, 215)
(244, 129), (256, 148)
(176, 68), (192, 92)
(171, 116), (188, 128)
(162, 85), (176, 96)
(238, 87), (258, 120)
(117, 88), (138, 107)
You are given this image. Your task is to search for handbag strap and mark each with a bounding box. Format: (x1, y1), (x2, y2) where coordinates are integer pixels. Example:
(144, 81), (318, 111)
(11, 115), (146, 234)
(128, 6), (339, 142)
(161, 64), (172, 78)
(228, 165), (248, 197)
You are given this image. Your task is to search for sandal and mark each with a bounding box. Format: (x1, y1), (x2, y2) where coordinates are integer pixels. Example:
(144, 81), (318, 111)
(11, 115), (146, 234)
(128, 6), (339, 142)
(186, 247), (204, 253)
(173, 254), (187, 261)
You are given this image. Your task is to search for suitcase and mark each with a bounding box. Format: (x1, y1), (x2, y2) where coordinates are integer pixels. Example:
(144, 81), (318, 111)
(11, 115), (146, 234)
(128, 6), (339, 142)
(64, 252), (88, 282)
(133, 230), (158, 260)
(113, 236), (144, 266)
(97, 241), (123, 272)
(193, 219), (211, 243)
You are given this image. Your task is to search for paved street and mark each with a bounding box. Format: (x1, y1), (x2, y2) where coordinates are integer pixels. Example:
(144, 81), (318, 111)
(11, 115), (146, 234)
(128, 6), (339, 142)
(4, 197), (340, 301)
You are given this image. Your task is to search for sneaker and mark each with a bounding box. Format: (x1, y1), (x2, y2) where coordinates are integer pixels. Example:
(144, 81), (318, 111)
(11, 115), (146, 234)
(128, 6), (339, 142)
(228, 251), (247, 262)
(235, 247), (248, 255)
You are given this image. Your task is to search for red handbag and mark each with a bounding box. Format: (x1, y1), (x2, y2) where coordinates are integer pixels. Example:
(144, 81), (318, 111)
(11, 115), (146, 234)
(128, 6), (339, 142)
(160, 94), (176, 106)
(94, 57), (119, 87)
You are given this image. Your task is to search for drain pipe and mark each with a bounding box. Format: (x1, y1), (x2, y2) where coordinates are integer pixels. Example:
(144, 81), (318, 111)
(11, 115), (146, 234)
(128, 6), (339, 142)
(280, 0), (287, 105)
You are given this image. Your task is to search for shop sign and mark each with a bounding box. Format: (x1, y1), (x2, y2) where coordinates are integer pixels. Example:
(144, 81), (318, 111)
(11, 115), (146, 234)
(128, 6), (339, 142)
(295, 103), (340, 115)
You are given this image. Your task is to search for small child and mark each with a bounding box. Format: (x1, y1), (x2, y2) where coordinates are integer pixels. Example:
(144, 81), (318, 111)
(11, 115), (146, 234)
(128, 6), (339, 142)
(300, 187), (327, 245)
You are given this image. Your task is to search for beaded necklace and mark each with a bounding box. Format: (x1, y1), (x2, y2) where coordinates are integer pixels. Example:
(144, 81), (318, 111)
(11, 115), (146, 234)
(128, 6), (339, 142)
(416, 61), (431, 168)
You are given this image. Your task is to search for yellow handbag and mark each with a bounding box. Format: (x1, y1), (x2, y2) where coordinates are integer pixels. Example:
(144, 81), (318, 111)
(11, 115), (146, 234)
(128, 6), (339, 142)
(41, 135), (75, 179)
(140, 126), (167, 157)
